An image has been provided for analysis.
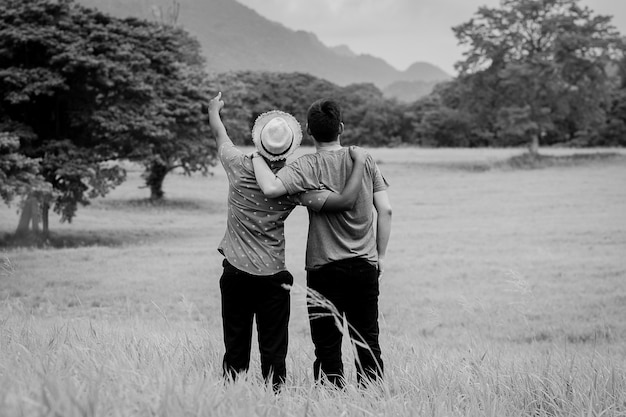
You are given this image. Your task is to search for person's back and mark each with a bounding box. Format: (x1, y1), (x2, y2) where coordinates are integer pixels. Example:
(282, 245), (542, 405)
(219, 143), (325, 274)
(276, 147), (385, 270)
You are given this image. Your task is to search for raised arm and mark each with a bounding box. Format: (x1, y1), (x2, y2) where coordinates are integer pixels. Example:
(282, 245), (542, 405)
(251, 154), (287, 197)
(373, 190), (392, 278)
(321, 146), (367, 211)
(205, 92), (232, 149)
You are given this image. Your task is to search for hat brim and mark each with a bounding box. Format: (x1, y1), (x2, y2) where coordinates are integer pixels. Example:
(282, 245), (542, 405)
(251, 110), (303, 161)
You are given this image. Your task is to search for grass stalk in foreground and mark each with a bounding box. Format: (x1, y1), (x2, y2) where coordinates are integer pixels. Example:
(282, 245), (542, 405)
(1, 300), (625, 416)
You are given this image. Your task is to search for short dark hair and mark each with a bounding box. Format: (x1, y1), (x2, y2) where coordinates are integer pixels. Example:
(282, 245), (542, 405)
(306, 99), (342, 142)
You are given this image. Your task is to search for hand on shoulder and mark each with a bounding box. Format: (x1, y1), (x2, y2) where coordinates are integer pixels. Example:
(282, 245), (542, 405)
(348, 145), (367, 163)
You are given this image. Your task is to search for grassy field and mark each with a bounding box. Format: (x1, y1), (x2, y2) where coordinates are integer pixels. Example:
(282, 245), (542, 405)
(1, 147), (625, 416)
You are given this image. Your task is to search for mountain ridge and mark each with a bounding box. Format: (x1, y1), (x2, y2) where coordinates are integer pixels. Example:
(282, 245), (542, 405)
(75, 0), (451, 99)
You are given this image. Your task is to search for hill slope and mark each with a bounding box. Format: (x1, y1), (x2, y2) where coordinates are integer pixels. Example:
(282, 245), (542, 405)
(76, 0), (451, 97)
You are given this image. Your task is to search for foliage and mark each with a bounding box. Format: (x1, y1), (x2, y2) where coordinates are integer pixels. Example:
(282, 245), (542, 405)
(598, 89), (626, 146)
(597, 56), (626, 146)
(105, 14), (214, 200)
(0, 131), (51, 206)
(451, 0), (625, 151)
(207, 71), (414, 147)
(0, 0), (213, 226)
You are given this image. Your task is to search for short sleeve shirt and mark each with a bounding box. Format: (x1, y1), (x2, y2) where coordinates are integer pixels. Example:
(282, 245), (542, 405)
(218, 143), (330, 275)
(276, 147), (389, 270)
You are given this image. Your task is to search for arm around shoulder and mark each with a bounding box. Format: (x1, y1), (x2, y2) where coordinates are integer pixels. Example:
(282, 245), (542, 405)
(252, 154), (288, 197)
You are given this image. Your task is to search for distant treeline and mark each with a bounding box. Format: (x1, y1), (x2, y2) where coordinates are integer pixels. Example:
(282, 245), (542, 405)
(209, 66), (626, 149)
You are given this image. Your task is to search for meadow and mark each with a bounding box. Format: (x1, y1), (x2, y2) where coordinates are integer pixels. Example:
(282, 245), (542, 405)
(1, 147), (625, 416)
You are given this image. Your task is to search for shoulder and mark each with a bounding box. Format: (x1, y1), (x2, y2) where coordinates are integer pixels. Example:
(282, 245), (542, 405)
(291, 152), (320, 166)
(279, 153), (318, 175)
(219, 142), (244, 165)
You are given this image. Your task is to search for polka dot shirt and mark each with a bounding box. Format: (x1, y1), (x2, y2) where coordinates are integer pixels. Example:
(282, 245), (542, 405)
(217, 143), (330, 276)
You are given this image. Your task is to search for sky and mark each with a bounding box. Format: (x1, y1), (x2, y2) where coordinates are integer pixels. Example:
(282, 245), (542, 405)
(235, 0), (626, 75)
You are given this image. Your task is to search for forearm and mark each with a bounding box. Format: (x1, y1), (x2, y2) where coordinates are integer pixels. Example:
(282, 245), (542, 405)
(252, 155), (287, 197)
(208, 111), (231, 149)
(373, 191), (392, 258)
(376, 210), (392, 258)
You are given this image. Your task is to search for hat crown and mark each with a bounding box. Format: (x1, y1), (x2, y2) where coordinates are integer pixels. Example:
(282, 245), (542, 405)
(252, 110), (302, 161)
(260, 117), (293, 155)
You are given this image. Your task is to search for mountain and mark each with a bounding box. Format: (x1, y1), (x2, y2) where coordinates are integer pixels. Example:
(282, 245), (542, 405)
(330, 45), (358, 58)
(401, 62), (451, 83)
(75, 0), (451, 100)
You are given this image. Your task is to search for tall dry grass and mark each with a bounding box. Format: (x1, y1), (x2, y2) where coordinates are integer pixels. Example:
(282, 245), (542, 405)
(1, 148), (625, 416)
(1, 296), (624, 416)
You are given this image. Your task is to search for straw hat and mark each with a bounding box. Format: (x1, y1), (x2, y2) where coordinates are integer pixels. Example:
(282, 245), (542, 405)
(251, 110), (302, 161)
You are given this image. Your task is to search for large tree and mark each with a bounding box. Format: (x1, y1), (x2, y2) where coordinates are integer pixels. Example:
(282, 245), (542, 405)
(452, 0), (624, 153)
(0, 0), (212, 238)
(116, 17), (214, 201)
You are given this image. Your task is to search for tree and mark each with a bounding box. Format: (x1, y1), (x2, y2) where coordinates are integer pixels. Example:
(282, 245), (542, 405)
(597, 54), (626, 146)
(0, 131), (52, 226)
(0, 0), (213, 238)
(453, 0), (624, 153)
(116, 19), (214, 200)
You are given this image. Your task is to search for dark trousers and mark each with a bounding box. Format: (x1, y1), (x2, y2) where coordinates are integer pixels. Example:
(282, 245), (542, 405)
(220, 259), (293, 389)
(306, 258), (383, 387)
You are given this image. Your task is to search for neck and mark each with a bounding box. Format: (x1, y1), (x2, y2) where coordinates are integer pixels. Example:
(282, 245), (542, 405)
(268, 158), (286, 173)
(314, 139), (342, 152)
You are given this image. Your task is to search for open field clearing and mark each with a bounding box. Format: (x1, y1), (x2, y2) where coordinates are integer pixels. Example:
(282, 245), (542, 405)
(1, 147), (625, 416)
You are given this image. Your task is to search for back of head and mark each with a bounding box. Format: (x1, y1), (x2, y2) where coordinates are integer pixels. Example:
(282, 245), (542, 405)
(307, 99), (342, 142)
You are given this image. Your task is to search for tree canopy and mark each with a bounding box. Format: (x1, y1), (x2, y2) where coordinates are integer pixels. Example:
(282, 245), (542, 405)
(450, 0), (625, 152)
(0, 0), (212, 237)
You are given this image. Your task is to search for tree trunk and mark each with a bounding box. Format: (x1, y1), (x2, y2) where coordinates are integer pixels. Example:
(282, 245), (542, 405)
(15, 194), (40, 237)
(42, 201), (50, 239)
(528, 133), (540, 155)
(146, 161), (169, 201)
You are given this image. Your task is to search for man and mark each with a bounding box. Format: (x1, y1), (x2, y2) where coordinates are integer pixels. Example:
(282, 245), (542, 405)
(252, 98), (392, 387)
(206, 93), (368, 390)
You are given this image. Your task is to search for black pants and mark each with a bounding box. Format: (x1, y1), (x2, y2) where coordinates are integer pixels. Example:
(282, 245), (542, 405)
(220, 259), (293, 389)
(306, 258), (383, 387)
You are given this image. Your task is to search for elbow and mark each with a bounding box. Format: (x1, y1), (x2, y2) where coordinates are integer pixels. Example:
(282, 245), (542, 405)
(255, 181), (279, 197)
(255, 176), (286, 198)
(381, 205), (393, 219)
(263, 185), (283, 198)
